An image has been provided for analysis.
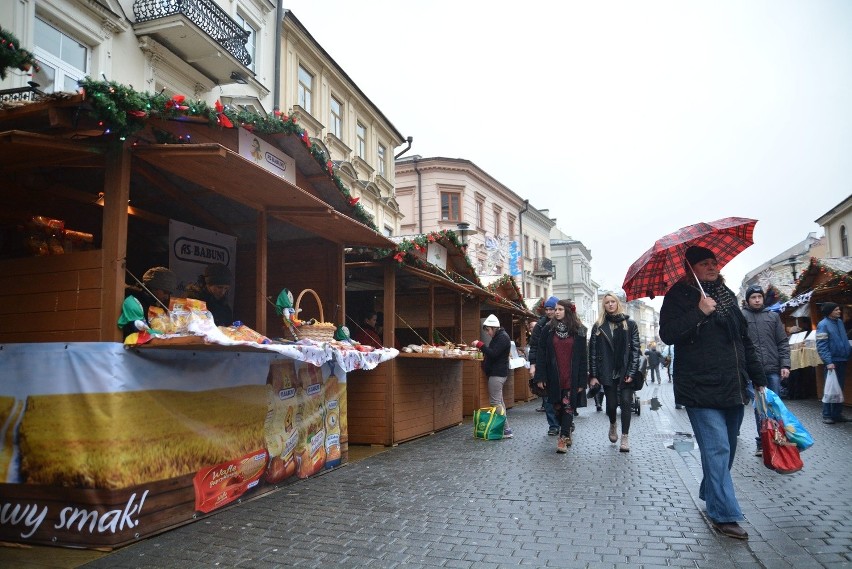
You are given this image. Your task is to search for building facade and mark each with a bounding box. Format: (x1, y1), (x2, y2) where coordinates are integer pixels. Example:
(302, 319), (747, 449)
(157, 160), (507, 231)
(549, 226), (598, 329)
(815, 195), (852, 258)
(739, 232), (826, 301)
(394, 156), (554, 299)
(1, 1), (404, 233)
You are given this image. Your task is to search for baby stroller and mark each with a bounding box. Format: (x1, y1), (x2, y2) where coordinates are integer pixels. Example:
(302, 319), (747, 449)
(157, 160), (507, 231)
(632, 391), (641, 416)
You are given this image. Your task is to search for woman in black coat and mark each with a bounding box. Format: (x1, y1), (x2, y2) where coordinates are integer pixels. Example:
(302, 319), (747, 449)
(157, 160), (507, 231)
(533, 299), (588, 453)
(588, 292), (640, 452)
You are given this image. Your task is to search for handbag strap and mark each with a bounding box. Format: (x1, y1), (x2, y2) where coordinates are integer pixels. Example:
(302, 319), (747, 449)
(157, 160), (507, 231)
(755, 389), (769, 419)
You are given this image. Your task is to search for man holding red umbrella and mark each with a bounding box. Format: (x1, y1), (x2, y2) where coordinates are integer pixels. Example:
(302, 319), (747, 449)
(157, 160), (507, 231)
(659, 245), (767, 540)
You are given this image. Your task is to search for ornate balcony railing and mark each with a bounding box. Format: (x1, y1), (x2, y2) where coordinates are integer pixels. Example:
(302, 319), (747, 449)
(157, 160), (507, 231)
(532, 257), (554, 277)
(0, 82), (46, 106)
(133, 0), (252, 67)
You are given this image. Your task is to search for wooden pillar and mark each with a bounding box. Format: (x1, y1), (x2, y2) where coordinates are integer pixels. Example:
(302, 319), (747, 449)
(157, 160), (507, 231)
(428, 284), (435, 345)
(383, 262), (395, 349)
(100, 143), (130, 342)
(383, 262), (396, 444)
(255, 211), (267, 334)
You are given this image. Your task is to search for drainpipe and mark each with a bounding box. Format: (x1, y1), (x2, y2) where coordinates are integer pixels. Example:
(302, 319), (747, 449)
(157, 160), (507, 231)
(395, 136), (413, 159)
(518, 199), (529, 299)
(273, 1), (283, 108)
(413, 156), (422, 233)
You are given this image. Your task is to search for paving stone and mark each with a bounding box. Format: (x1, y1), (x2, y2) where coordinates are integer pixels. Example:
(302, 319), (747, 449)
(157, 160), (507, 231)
(77, 384), (851, 569)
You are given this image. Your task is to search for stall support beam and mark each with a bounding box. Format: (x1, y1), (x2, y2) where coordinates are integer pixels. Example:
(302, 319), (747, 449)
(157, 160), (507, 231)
(100, 144), (131, 341)
(384, 262), (396, 443)
(256, 211), (268, 333)
(428, 284), (435, 345)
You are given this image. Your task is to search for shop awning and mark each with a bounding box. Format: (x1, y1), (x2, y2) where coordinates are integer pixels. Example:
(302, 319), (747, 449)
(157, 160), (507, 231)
(131, 144), (394, 248)
(0, 130), (105, 170)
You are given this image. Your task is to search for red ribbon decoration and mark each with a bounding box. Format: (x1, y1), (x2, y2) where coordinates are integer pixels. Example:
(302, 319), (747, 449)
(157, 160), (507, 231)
(165, 95), (189, 111)
(215, 100), (234, 128)
(348, 196), (360, 206)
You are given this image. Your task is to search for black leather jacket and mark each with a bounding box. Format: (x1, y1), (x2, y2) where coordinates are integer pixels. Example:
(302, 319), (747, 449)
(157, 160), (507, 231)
(589, 317), (641, 386)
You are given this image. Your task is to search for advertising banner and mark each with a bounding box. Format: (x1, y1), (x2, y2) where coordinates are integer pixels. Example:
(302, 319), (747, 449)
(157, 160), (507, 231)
(169, 219), (237, 306)
(0, 343), (347, 549)
(238, 126), (296, 184)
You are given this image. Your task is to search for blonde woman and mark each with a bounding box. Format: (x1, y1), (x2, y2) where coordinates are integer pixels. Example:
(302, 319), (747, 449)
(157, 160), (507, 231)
(588, 293), (641, 452)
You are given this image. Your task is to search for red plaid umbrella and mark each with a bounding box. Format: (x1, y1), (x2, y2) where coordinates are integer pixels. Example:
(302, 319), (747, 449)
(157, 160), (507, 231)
(622, 217), (758, 301)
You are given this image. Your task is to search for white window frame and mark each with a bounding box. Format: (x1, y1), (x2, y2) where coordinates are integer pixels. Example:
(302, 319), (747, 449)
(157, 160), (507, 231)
(32, 16), (90, 94)
(356, 122), (366, 159)
(377, 143), (386, 177)
(298, 65), (313, 113)
(330, 95), (343, 138)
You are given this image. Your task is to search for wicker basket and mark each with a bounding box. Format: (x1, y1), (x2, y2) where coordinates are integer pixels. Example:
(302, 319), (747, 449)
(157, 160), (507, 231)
(283, 289), (336, 343)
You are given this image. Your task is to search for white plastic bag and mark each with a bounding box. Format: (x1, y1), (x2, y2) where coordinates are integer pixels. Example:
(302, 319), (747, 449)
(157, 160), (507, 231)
(822, 369), (845, 404)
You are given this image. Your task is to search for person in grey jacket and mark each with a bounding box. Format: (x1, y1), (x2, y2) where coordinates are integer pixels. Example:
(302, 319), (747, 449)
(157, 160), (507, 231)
(741, 284), (791, 455)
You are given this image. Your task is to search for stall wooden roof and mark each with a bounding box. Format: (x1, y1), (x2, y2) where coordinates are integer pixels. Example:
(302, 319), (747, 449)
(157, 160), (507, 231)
(131, 144), (393, 248)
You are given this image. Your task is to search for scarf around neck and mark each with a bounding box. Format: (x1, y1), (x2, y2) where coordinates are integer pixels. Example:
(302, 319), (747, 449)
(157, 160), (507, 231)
(555, 320), (570, 339)
(698, 278), (741, 338)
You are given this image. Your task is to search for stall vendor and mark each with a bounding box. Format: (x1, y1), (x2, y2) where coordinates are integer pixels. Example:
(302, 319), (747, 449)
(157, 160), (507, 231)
(185, 263), (234, 325)
(352, 311), (383, 348)
(119, 266), (177, 337)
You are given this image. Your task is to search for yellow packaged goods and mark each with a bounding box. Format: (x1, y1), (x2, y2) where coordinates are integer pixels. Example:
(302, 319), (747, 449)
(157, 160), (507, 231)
(147, 306), (174, 334)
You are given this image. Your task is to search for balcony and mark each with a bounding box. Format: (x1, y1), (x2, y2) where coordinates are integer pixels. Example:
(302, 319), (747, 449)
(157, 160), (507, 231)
(133, 0), (252, 85)
(532, 257), (554, 278)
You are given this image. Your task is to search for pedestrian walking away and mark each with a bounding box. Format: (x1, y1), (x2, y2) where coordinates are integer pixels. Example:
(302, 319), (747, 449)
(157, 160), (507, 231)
(660, 246), (767, 540)
(645, 342), (663, 383)
(589, 292), (641, 452)
(741, 284), (791, 455)
(533, 299), (588, 453)
(815, 301), (851, 424)
(472, 314), (513, 438)
(528, 296), (560, 435)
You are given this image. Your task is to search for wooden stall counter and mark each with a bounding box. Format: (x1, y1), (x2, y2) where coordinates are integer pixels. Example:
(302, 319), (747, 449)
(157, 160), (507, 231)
(346, 354), (464, 446)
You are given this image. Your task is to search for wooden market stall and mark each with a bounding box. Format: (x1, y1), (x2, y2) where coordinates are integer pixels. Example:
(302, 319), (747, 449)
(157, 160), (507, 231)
(343, 232), (486, 446)
(485, 276), (538, 405)
(0, 84), (396, 549)
(783, 257), (852, 404)
(460, 275), (536, 416)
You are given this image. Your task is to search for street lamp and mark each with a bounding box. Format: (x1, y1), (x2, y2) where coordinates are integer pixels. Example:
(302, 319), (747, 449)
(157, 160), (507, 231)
(455, 222), (477, 251)
(784, 256), (800, 283)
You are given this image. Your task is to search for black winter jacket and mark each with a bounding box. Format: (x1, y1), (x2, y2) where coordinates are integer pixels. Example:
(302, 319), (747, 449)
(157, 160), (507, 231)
(533, 323), (588, 408)
(741, 308), (791, 375)
(659, 280), (766, 408)
(526, 315), (549, 366)
(481, 328), (511, 377)
(589, 317), (641, 386)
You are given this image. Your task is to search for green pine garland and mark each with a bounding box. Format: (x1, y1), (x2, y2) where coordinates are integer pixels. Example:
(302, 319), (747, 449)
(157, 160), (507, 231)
(0, 25), (39, 80)
(77, 78), (377, 231)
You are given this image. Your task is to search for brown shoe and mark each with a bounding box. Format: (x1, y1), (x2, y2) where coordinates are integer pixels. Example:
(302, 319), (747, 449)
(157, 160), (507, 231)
(608, 423), (618, 443)
(556, 436), (567, 453)
(565, 433), (572, 446)
(619, 434), (630, 452)
(713, 522), (748, 540)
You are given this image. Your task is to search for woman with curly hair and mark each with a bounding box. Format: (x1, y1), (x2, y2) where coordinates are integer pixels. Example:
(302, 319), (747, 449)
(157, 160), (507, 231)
(588, 292), (641, 452)
(533, 299), (588, 453)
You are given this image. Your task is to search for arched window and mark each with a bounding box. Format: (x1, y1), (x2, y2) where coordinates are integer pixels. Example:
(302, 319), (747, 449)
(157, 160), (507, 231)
(841, 225), (849, 256)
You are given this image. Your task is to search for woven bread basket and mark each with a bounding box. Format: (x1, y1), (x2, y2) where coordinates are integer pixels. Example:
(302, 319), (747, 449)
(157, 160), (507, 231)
(283, 289), (336, 342)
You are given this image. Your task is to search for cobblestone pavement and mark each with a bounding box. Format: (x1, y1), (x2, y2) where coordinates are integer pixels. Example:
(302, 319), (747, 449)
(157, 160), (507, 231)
(78, 376), (851, 568)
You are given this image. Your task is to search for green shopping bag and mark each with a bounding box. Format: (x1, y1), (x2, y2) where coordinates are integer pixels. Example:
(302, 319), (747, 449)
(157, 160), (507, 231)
(473, 406), (506, 440)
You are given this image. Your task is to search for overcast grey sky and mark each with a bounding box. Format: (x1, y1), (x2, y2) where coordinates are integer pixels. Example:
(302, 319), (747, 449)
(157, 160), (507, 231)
(288, 0), (849, 299)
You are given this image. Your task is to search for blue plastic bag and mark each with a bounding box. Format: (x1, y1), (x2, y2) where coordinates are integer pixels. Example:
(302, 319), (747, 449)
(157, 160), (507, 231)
(758, 388), (814, 451)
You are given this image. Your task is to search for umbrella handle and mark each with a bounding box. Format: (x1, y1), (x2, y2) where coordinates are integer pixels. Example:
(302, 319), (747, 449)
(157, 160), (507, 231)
(688, 265), (707, 298)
